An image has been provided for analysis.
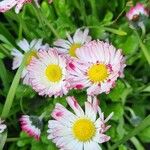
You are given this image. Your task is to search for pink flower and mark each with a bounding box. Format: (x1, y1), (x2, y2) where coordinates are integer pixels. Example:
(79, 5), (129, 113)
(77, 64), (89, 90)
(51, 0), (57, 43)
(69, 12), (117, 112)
(126, 3), (149, 21)
(20, 115), (43, 140)
(0, 0), (32, 13)
(68, 40), (126, 96)
(27, 49), (71, 97)
(47, 96), (113, 150)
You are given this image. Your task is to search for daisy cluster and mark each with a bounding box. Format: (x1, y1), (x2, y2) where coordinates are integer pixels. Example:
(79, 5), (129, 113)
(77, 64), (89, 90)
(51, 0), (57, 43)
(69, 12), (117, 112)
(10, 28), (126, 149)
(12, 28), (125, 97)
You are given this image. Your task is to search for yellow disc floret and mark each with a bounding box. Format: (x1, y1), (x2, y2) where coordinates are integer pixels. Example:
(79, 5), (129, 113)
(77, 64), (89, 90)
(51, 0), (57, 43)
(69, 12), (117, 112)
(45, 64), (62, 82)
(72, 118), (96, 142)
(69, 43), (81, 57)
(87, 64), (108, 83)
(26, 51), (37, 65)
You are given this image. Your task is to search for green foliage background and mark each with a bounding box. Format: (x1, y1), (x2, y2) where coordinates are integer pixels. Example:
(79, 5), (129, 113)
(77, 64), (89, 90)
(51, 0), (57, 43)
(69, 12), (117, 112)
(0, 0), (150, 149)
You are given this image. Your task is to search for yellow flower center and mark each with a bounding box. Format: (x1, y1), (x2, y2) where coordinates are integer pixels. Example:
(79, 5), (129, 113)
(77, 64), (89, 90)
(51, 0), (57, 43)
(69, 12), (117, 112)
(26, 51), (37, 65)
(87, 64), (108, 83)
(69, 43), (81, 57)
(72, 118), (96, 142)
(45, 64), (62, 82)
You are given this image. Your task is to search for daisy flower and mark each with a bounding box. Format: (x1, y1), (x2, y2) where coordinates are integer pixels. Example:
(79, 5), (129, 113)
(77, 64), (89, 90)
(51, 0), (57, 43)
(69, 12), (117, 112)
(0, 0), (32, 13)
(11, 38), (49, 85)
(27, 49), (70, 97)
(20, 115), (43, 140)
(126, 3), (149, 21)
(47, 96), (113, 150)
(68, 40), (126, 96)
(0, 118), (7, 134)
(54, 28), (91, 57)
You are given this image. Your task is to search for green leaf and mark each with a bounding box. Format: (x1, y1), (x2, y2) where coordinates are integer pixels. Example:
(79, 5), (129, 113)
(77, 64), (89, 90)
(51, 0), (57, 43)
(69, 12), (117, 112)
(17, 132), (32, 147)
(102, 11), (113, 23)
(0, 59), (9, 92)
(31, 140), (47, 150)
(106, 103), (124, 121)
(0, 34), (13, 47)
(0, 131), (7, 150)
(108, 80), (125, 102)
(138, 126), (150, 143)
(104, 27), (127, 36)
(118, 145), (127, 150)
(119, 34), (138, 55)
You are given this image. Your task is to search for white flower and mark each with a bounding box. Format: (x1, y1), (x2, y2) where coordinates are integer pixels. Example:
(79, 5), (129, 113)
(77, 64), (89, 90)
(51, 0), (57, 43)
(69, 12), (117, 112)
(0, 118), (7, 134)
(11, 38), (49, 85)
(54, 28), (91, 57)
(27, 49), (71, 97)
(68, 40), (126, 96)
(48, 96), (113, 150)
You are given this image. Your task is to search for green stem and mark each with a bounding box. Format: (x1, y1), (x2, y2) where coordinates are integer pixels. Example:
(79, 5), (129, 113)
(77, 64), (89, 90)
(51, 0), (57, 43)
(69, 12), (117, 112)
(130, 137), (144, 150)
(134, 30), (150, 65)
(110, 115), (150, 150)
(6, 137), (29, 142)
(1, 52), (31, 119)
(104, 27), (127, 36)
(125, 107), (136, 118)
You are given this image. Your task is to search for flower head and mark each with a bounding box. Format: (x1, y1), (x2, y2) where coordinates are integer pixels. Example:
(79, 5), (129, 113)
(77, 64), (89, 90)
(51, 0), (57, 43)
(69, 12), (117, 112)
(11, 38), (49, 85)
(28, 49), (71, 97)
(54, 28), (91, 57)
(126, 3), (149, 21)
(0, 0), (32, 13)
(0, 118), (7, 134)
(68, 40), (125, 96)
(47, 96), (113, 150)
(20, 115), (43, 140)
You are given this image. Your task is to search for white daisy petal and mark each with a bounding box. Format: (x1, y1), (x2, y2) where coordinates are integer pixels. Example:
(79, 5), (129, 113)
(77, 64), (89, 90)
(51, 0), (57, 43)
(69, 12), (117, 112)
(54, 28), (92, 57)
(84, 141), (101, 150)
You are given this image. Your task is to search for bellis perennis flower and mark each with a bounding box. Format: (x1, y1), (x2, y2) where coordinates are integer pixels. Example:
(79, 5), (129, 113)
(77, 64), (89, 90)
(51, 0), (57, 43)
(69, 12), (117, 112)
(54, 28), (91, 57)
(11, 38), (49, 85)
(20, 115), (43, 140)
(0, 0), (53, 13)
(28, 49), (71, 97)
(126, 3), (149, 22)
(0, 118), (7, 134)
(0, 0), (32, 13)
(48, 96), (113, 150)
(68, 40), (125, 96)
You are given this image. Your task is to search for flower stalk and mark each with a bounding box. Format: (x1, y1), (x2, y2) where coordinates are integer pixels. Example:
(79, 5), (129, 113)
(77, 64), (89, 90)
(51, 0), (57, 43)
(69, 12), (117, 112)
(1, 51), (31, 119)
(110, 114), (150, 150)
